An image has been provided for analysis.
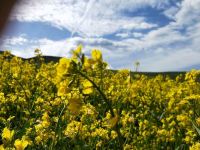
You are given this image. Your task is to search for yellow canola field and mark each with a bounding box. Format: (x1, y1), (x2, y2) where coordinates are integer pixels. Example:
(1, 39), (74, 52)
(0, 47), (200, 150)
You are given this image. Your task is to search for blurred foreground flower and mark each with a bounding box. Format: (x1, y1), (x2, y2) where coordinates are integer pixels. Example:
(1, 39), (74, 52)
(14, 139), (29, 150)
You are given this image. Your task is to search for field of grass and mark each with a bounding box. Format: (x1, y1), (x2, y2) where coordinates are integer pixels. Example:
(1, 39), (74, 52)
(0, 48), (200, 150)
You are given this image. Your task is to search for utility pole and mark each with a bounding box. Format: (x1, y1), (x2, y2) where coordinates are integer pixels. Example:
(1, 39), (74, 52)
(134, 61), (140, 72)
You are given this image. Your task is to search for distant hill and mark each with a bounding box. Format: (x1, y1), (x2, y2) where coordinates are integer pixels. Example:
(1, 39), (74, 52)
(0, 50), (187, 79)
(0, 50), (61, 63)
(111, 70), (186, 79)
(25, 55), (61, 63)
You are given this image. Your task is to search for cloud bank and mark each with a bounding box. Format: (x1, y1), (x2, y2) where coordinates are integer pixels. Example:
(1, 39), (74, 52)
(0, 0), (200, 71)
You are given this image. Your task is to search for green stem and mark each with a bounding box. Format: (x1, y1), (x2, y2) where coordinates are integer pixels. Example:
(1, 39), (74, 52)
(77, 70), (114, 117)
(76, 70), (124, 149)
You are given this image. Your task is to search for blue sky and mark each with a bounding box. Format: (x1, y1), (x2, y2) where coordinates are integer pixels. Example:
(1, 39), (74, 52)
(0, 0), (200, 71)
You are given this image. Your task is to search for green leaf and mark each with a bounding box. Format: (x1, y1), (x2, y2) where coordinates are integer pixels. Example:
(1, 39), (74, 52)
(192, 121), (200, 136)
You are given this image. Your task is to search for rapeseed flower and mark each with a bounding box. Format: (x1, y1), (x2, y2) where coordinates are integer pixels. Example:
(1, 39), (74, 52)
(56, 58), (72, 77)
(2, 127), (14, 142)
(14, 139), (29, 150)
(91, 49), (102, 61)
(82, 80), (93, 94)
(0, 145), (4, 150)
(190, 142), (200, 150)
(106, 115), (119, 128)
(68, 98), (83, 115)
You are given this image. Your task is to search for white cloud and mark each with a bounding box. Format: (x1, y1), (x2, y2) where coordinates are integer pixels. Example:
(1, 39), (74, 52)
(116, 32), (144, 38)
(140, 49), (200, 71)
(123, 22), (157, 30)
(0, 35), (138, 67)
(140, 24), (187, 49)
(116, 33), (130, 38)
(1, 20), (200, 71)
(1, 0), (200, 71)
(163, 6), (179, 19)
(174, 0), (200, 26)
(132, 32), (144, 38)
(2, 36), (28, 46)
(114, 0), (172, 11)
(10, 0), (172, 37)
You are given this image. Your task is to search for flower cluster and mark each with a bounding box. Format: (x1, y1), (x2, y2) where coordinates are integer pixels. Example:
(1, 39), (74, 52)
(0, 47), (199, 149)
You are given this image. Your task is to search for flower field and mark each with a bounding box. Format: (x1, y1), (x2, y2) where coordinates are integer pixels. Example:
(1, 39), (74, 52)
(0, 46), (200, 150)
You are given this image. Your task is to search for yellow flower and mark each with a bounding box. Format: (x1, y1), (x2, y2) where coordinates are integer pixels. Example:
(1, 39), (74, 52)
(57, 80), (70, 96)
(91, 49), (102, 61)
(57, 86), (68, 96)
(177, 114), (189, 126)
(35, 124), (43, 133)
(2, 127), (14, 141)
(64, 121), (82, 139)
(124, 144), (132, 150)
(56, 58), (72, 77)
(25, 128), (32, 135)
(128, 116), (134, 123)
(190, 142), (200, 150)
(68, 98), (82, 115)
(42, 112), (49, 121)
(83, 57), (94, 70)
(96, 140), (103, 148)
(111, 130), (118, 139)
(91, 128), (109, 139)
(22, 136), (32, 146)
(196, 117), (200, 126)
(184, 136), (191, 144)
(14, 139), (29, 150)
(35, 136), (42, 145)
(157, 129), (168, 136)
(106, 115), (119, 128)
(82, 80), (93, 94)
(41, 120), (50, 128)
(72, 45), (82, 58)
(7, 116), (15, 122)
(0, 145), (5, 150)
